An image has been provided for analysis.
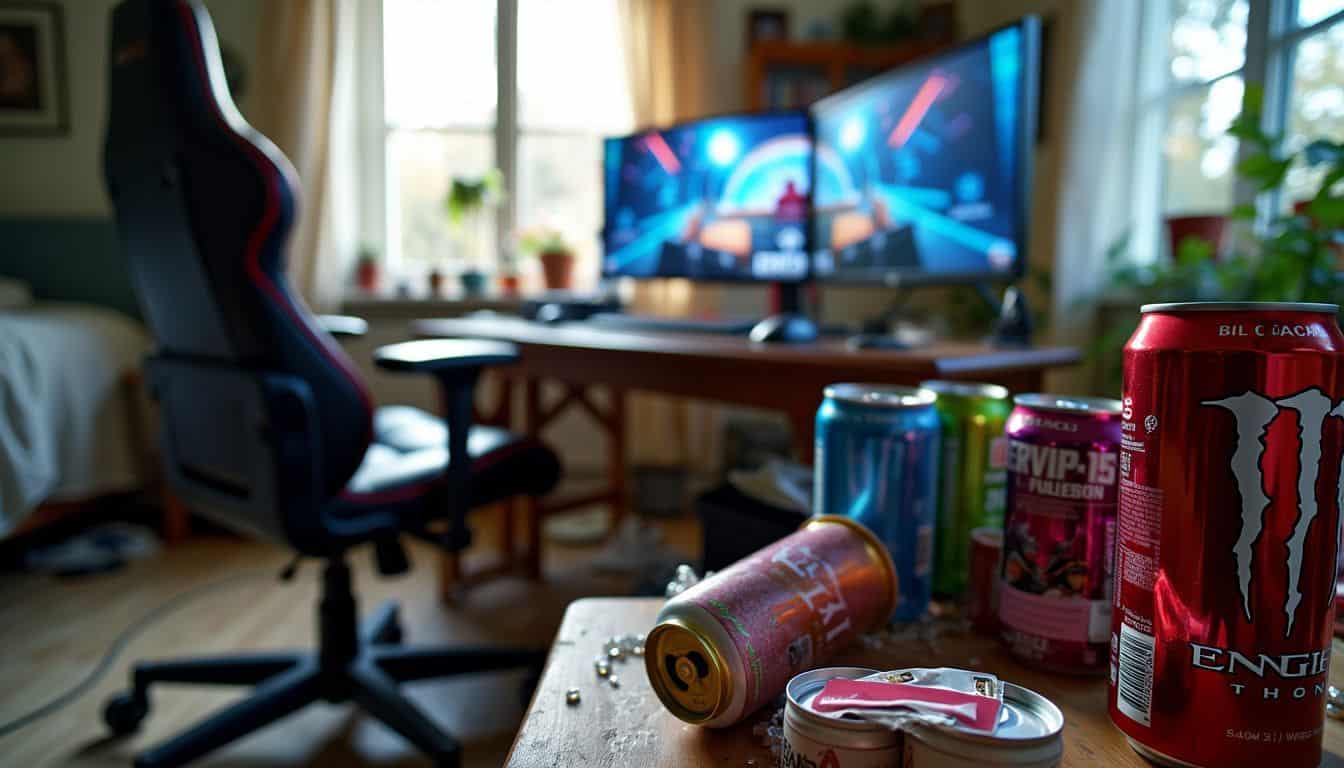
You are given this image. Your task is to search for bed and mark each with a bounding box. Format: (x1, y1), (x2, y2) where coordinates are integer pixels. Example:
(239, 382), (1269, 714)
(0, 277), (160, 536)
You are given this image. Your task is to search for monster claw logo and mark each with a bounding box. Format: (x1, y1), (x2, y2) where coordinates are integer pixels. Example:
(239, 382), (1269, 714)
(1204, 387), (1343, 637)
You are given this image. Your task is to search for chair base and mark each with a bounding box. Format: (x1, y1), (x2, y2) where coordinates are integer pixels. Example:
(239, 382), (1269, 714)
(105, 560), (545, 768)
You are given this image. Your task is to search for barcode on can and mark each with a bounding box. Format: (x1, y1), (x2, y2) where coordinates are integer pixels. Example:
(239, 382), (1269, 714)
(1117, 623), (1154, 726)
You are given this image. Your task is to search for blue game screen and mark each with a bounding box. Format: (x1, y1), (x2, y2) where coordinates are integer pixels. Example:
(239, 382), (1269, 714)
(601, 113), (812, 282)
(811, 22), (1035, 283)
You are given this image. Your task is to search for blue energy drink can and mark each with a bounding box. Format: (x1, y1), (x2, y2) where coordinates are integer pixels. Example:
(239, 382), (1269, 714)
(814, 384), (940, 622)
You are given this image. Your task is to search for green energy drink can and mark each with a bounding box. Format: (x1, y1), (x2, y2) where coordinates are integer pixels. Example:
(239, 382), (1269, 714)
(921, 380), (1012, 597)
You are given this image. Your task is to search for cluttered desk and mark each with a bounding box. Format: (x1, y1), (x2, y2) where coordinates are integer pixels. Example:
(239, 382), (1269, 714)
(411, 312), (1078, 587)
(415, 12), (1077, 595)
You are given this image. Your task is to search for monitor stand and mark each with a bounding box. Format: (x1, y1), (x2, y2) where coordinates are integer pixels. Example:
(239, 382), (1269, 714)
(981, 283), (1034, 347)
(844, 282), (1034, 350)
(749, 283), (818, 344)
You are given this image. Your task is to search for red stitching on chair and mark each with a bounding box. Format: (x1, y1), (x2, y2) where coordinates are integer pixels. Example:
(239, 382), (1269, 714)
(174, 2), (375, 448)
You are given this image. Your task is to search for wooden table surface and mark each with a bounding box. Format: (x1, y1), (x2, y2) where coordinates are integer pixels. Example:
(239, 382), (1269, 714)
(414, 315), (1080, 458)
(506, 598), (1344, 767)
(412, 315), (1081, 386)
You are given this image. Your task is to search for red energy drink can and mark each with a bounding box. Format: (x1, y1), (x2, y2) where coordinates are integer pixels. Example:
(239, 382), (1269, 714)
(645, 516), (897, 727)
(1110, 301), (1344, 768)
(999, 394), (1121, 674)
(968, 526), (1004, 636)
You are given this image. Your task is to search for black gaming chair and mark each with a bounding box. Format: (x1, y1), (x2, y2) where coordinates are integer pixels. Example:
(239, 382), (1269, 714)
(101, 2), (560, 765)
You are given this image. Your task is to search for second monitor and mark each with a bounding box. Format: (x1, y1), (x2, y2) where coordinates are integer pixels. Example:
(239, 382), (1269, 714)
(811, 18), (1039, 285)
(602, 112), (813, 284)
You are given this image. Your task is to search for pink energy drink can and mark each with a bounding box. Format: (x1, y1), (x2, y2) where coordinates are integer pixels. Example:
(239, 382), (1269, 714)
(645, 516), (897, 727)
(998, 394), (1122, 675)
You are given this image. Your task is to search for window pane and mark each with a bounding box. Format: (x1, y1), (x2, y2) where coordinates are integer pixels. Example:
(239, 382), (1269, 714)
(1299, 0), (1344, 27)
(387, 130), (497, 272)
(517, 134), (602, 289)
(517, 0), (632, 131)
(1163, 77), (1243, 213)
(1283, 22), (1344, 204)
(384, 0), (496, 128)
(1169, 0), (1247, 83)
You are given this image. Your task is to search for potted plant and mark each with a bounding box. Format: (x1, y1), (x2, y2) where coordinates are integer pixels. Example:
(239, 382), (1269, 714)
(498, 248), (522, 296)
(355, 244), (380, 294)
(520, 227), (576, 291)
(1086, 87), (1344, 394)
(444, 170), (504, 297)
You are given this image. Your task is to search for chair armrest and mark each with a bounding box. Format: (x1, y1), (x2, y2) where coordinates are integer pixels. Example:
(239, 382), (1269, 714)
(374, 339), (519, 374)
(316, 314), (368, 338)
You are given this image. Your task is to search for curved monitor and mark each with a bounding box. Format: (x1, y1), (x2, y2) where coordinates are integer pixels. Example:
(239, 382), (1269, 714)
(601, 112), (812, 283)
(810, 17), (1041, 285)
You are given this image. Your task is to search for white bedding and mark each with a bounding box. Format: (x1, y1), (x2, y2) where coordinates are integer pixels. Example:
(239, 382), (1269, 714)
(0, 303), (152, 532)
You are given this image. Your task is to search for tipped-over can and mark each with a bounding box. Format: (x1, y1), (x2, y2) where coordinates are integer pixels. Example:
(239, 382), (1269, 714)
(645, 516), (897, 727)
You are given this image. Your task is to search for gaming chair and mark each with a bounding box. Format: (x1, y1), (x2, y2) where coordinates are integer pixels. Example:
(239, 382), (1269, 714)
(101, 1), (561, 765)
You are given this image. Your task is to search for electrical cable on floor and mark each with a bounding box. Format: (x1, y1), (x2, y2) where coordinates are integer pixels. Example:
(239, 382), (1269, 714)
(0, 561), (299, 739)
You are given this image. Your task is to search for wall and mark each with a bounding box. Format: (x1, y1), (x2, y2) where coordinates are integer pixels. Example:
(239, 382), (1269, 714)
(0, 0), (261, 218)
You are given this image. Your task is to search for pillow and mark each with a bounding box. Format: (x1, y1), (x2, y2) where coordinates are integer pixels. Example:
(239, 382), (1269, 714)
(0, 277), (32, 308)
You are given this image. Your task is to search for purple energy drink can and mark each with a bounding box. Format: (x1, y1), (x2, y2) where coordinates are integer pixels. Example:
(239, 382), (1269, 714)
(999, 394), (1121, 675)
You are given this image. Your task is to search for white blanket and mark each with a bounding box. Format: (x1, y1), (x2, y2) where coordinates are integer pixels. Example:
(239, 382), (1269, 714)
(0, 304), (151, 532)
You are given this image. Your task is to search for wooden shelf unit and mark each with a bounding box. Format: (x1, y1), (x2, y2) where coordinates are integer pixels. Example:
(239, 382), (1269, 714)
(746, 40), (951, 110)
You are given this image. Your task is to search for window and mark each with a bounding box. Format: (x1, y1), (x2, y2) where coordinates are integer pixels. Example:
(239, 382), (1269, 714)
(1131, 0), (1343, 262)
(380, 0), (631, 291)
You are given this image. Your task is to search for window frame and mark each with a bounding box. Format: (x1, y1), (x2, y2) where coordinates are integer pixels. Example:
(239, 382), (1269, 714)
(1132, 0), (1344, 263)
(370, 0), (612, 280)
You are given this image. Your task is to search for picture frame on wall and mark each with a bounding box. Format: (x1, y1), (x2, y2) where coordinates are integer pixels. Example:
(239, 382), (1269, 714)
(747, 9), (790, 49)
(0, 1), (68, 136)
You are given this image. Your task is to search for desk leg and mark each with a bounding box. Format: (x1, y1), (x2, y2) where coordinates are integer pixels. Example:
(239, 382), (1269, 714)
(161, 491), (191, 544)
(609, 386), (628, 530)
(789, 407), (815, 467)
(524, 377), (544, 580)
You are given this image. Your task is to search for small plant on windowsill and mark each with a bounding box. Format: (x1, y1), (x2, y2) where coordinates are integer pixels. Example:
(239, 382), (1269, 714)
(1086, 86), (1344, 394)
(520, 227), (576, 292)
(444, 169), (505, 297)
(354, 244), (380, 294)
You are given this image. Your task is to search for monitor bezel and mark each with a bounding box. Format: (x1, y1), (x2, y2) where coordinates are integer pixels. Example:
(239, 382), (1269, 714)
(599, 108), (814, 284)
(807, 15), (1041, 288)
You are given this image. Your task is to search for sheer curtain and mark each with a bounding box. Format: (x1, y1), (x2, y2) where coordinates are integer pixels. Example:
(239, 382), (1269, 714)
(617, 0), (721, 469)
(1047, 0), (1144, 390)
(251, 0), (359, 312)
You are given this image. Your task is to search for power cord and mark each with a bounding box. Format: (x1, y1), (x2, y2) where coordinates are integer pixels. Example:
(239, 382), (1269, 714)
(0, 558), (302, 739)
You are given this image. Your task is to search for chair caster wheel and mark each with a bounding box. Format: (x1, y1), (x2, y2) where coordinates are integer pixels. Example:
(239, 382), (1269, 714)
(104, 691), (149, 736)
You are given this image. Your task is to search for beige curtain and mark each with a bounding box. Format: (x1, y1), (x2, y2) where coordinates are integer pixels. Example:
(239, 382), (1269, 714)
(617, 0), (721, 470)
(251, 0), (356, 311)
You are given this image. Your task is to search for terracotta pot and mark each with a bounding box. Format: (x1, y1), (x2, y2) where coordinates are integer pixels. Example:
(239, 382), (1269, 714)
(428, 268), (444, 296)
(539, 250), (575, 291)
(1165, 215), (1227, 261)
(356, 260), (379, 293)
(499, 274), (521, 296)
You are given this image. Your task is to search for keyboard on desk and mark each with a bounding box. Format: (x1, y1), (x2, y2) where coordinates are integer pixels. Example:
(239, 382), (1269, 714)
(583, 313), (758, 335)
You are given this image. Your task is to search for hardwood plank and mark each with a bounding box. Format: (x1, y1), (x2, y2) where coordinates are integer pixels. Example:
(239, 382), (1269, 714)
(0, 512), (703, 768)
(508, 597), (1344, 767)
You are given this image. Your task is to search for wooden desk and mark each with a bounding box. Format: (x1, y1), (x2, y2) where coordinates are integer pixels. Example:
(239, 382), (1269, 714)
(413, 316), (1079, 583)
(506, 597), (1344, 767)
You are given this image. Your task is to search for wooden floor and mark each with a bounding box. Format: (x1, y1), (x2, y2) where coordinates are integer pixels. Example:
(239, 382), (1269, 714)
(0, 509), (701, 768)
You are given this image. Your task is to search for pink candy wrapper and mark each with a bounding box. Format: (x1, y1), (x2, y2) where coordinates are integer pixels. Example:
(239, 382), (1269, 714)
(812, 678), (1002, 735)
